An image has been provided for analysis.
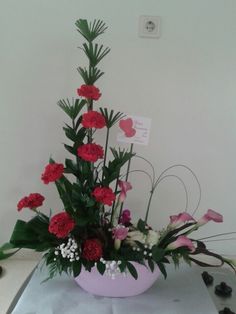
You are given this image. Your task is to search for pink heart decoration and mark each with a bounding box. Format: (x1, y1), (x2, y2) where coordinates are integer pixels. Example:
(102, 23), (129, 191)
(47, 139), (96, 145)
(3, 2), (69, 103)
(119, 118), (136, 138)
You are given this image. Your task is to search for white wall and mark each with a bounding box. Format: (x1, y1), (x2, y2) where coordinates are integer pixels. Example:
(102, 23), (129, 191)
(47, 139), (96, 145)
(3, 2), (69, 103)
(0, 0), (235, 256)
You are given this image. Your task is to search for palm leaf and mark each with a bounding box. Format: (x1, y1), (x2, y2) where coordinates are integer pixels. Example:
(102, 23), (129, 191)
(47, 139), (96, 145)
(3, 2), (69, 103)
(100, 108), (125, 128)
(75, 19), (107, 42)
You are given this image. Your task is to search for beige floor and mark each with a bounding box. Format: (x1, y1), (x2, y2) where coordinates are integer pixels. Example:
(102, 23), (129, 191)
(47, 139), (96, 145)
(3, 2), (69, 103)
(0, 258), (39, 314)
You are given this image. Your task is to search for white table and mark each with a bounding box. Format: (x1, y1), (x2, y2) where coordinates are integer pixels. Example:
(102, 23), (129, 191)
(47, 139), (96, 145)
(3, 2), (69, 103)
(11, 263), (218, 314)
(0, 259), (38, 314)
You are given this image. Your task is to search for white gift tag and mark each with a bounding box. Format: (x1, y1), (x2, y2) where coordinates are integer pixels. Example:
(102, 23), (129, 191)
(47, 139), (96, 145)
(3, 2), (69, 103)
(117, 115), (151, 146)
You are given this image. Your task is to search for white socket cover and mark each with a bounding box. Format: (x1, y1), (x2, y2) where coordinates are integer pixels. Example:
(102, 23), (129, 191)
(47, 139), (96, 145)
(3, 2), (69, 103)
(139, 15), (161, 38)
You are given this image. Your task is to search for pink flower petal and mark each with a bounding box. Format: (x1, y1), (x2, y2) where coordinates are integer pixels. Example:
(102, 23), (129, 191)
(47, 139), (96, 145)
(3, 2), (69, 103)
(169, 212), (195, 227)
(118, 180), (132, 202)
(168, 235), (195, 252)
(112, 225), (129, 240)
(197, 209), (223, 226)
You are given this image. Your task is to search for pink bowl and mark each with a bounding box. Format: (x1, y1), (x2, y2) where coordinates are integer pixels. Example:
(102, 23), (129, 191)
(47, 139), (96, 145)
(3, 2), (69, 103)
(74, 262), (160, 297)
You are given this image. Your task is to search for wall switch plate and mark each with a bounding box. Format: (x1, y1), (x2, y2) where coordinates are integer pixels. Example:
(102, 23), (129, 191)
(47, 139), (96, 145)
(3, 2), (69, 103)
(139, 15), (161, 38)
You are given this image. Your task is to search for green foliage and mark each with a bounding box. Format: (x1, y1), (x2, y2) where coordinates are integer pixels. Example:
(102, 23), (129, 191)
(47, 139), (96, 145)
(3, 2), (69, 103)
(75, 19), (108, 42)
(63, 126), (87, 155)
(151, 246), (165, 262)
(57, 98), (86, 120)
(156, 262), (167, 279)
(158, 222), (195, 248)
(76, 19), (110, 85)
(81, 42), (110, 67)
(182, 253), (192, 266)
(73, 260), (82, 277)
(137, 219), (148, 235)
(77, 66), (104, 85)
(97, 261), (106, 275)
(10, 215), (55, 252)
(102, 148), (135, 185)
(148, 258), (155, 272)
(172, 253), (180, 268)
(126, 262), (138, 280)
(100, 108), (125, 128)
(0, 243), (19, 260)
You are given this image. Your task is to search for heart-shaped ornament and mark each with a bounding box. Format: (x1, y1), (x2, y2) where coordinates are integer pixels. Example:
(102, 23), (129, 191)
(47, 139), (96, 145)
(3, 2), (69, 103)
(119, 118), (136, 138)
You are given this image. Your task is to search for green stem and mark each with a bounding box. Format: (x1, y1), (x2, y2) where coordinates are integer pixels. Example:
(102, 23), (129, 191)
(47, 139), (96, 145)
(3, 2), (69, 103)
(111, 174), (120, 222)
(118, 202), (124, 221)
(144, 188), (155, 224)
(125, 143), (134, 182)
(72, 119), (81, 183)
(102, 127), (110, 181)
(119, 143), (134, 215)
(111, 201), (120, 226)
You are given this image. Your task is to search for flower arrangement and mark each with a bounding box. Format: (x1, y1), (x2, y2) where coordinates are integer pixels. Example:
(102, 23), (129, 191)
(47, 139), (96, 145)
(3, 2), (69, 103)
(1, 19), (235, 284)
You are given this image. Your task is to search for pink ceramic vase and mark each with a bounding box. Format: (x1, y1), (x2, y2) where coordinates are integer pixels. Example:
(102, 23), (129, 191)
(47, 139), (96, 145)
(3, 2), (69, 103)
(74, 262), (160, 297)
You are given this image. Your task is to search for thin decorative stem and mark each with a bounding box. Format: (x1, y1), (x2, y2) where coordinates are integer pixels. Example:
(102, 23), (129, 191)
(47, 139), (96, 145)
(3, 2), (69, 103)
(144, 187), (155, 224)
(154, 174), (189, 212)
(121, 170), (153, 186)
(145, 174), (189, 223)
(119, 143), (134, 214)
(111, 172), (120, 223)
(72, 119), (81, 183)
(135, 155), (156, 185)
(144, 164), (200, 224)
(203, 238), (236, 242)
(111, 201), (120, 225)
(153, 164), (201, 216)
(197, 232), (236, 241)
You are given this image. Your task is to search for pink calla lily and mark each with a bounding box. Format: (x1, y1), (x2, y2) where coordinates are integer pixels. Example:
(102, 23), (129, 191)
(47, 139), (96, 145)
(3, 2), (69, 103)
(118, 180), (132, 203)
(167, 235), (195, 252)
(197, 209), (223, 226)
(169, 212), (195, 228)
(112, 225), (129, 250)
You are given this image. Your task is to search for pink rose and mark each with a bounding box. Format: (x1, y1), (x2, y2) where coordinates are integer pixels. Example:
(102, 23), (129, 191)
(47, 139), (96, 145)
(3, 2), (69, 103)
(112, 225), (129, 240)
(112, 225), (129, 250)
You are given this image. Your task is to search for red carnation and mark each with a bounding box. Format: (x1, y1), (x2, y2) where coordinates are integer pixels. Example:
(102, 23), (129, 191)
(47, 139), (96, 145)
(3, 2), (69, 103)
(82, 110), (106, 129)
(17, 193), (45, 211)
(48, 212), (75, 238)
(77, 85), (101, 101)
(27, 193), (45, 208)
(41, 163), (64, 184)
(82, 239), (103, 261)
(77, 143), (104, 162)
(92, 186), (116, 206)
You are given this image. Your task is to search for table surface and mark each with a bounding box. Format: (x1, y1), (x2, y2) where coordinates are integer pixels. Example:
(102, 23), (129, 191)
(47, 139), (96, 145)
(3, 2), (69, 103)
(0, 259), (38, 314)
(11, 263), (219, 314)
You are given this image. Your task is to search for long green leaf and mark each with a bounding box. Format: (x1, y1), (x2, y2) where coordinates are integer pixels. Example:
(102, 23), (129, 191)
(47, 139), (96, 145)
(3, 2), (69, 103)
(126, 262), (138, 280)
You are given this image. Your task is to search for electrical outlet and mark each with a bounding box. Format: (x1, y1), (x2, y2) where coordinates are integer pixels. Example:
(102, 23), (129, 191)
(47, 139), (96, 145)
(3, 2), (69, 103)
(139, 16), (161, 38)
